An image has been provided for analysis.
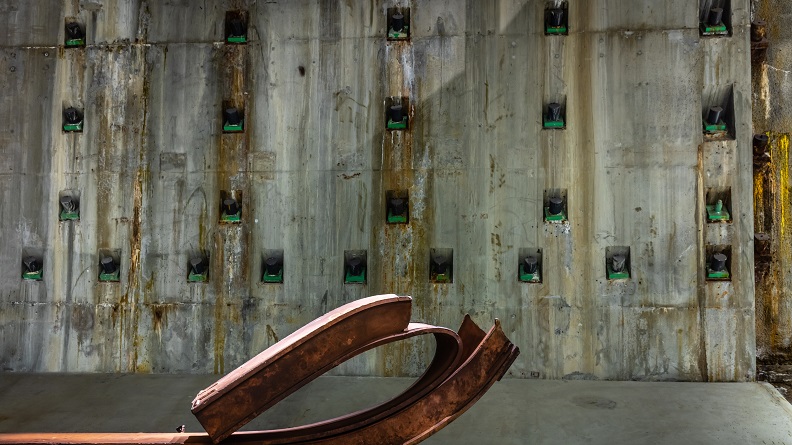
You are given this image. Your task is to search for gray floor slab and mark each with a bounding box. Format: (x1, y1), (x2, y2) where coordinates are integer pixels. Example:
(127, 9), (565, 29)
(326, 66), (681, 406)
(0, 374), (791, 445)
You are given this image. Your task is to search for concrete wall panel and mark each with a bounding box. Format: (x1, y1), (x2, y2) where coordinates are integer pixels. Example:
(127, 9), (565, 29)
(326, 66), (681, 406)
(0, 3), (61, 47)
(0, 0), (754, 381)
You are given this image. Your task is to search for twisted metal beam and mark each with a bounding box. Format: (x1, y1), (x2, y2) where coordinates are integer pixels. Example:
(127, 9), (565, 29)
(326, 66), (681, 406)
(192, 295), (417, 442)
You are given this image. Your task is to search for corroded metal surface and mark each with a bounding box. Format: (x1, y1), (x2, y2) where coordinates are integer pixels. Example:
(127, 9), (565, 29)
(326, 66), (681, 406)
(0, 296), (518, 445)
(237, 322), (464, 444)
(191, 295), (414, 442)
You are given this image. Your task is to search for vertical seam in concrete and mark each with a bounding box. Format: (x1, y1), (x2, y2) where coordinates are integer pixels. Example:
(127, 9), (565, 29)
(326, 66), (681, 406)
(61, 223), (74, 371)
(696, 143), (709, 381)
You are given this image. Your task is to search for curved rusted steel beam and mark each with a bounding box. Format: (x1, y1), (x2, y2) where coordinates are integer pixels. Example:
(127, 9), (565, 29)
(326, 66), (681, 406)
(192, 295), (413, 442)
(225, 322), (463, 444)
(224, 316), (519, 445)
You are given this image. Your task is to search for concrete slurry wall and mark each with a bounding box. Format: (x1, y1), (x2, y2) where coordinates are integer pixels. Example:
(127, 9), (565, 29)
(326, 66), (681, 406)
(0, 0), (755, 381)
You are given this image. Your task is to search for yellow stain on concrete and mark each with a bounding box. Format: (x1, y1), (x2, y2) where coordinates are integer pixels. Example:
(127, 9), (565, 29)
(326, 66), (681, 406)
(755, 133), (792, 355)
(754, 172), (764, 226)
(778, 134), (790, 242)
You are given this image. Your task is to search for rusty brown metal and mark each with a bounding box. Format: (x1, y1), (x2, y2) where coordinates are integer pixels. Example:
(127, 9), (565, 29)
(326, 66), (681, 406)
(751, 19), (769, 66)
(229, 322), (465, 445)
(0, 296), (519, 445)
(755, 233), (772, 262)
(754, 134), (771, 167)
(191, 294), (414, 442)
(286, 316), (519, 445)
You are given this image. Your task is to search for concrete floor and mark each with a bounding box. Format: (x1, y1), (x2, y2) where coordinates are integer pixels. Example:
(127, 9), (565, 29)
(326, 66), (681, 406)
(0, 374), (791, 444)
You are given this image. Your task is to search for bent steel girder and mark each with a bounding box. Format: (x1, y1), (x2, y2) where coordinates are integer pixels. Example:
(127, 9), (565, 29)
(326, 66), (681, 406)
(223, 315), (520, 445)
(237, 323), (464, 444)
(192, 295), (415, 442)
(0, 296), (519, 445)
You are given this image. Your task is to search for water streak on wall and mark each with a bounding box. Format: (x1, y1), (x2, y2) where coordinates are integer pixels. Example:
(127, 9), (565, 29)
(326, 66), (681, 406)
(0, 0), (754, 381)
